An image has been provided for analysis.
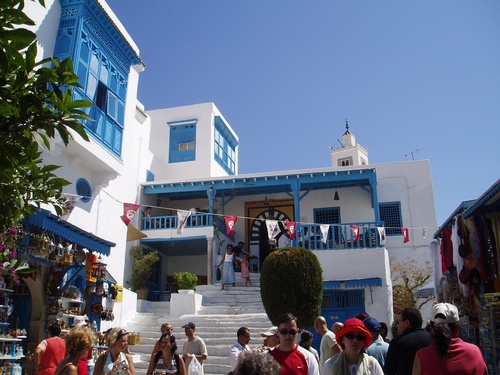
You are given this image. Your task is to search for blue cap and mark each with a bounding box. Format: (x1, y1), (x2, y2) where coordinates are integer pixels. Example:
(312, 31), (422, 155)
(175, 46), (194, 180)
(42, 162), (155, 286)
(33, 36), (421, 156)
(363, 317), (381, 332)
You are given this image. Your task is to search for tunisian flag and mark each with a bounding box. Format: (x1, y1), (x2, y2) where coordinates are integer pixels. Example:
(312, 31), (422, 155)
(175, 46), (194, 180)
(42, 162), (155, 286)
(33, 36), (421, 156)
(224, 216), (238, 236)
(120, 203), (141, 226)
(286, 221), (296, 240)
(402, 227), (410, 243)
(350, 225), (361, 242)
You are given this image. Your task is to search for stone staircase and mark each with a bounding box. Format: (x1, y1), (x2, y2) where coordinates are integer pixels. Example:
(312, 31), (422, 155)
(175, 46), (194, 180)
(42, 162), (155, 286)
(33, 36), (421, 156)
(123, 274), (272, 375)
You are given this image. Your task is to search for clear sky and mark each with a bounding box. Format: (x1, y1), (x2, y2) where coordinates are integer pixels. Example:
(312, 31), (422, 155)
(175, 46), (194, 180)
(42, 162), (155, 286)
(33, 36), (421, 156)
(106, 0), (500, 227)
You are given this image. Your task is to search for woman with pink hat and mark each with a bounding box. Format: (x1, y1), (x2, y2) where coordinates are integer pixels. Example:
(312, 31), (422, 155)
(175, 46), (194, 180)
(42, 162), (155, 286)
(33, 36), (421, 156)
(321, 318), (383, 375)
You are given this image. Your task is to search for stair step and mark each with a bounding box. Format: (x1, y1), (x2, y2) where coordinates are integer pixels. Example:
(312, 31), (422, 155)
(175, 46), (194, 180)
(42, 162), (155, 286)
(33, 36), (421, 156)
(124, 275), (272, 375)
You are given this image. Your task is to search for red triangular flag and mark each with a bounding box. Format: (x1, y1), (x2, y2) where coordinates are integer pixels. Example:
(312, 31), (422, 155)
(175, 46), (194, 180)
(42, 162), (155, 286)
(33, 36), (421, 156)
(286, 221), (296, 240)
(120, 203), (141, 226)
(350, 225), (360, 242)
(225, 216), (237, 236)
(402, 227), (410, 243)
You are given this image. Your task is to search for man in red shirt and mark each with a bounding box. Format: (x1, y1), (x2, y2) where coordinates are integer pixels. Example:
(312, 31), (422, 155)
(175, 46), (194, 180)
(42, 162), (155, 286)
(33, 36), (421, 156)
(34, 323), (66, 375)
(270, 313), (319, 375)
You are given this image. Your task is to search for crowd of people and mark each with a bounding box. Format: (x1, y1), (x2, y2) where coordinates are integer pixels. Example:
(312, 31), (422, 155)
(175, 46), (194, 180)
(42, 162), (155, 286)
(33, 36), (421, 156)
(33, 302), (487, 375)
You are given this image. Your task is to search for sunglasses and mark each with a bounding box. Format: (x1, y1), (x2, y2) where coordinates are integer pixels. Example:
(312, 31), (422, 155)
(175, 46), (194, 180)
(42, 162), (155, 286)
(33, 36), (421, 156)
(278, 329), (298, 336)
(344, 333), (366, 341)
(117, 329), (128, 340)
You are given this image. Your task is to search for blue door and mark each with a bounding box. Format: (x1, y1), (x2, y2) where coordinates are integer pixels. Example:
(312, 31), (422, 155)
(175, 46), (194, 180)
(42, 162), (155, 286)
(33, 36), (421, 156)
(311, 290), (365, 352)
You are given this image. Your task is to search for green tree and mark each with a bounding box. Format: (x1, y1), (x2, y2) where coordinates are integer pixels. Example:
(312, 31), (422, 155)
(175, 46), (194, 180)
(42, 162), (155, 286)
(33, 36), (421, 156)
(260, 247), (323, 329)
(0, 0), (92, 231)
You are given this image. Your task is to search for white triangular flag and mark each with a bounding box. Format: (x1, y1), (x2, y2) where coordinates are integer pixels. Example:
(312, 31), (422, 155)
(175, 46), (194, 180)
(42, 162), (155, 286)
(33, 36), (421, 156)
(177, 209), (192, 234)
(377, 227), (386, 245)
(266, 220), (280, 240)
(320, 224), (330, 244)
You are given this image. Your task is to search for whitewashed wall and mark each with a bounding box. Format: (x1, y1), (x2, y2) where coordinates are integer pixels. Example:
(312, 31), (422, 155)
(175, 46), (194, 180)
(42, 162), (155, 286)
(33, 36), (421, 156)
(146, 102), (238, 181)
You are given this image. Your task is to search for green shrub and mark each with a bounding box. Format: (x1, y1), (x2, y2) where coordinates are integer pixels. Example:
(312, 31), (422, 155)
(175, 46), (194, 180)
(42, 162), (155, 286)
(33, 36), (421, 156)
(260, 247), (323, 329)
(174, 271), (198, 290)
(128, 246), (159, 291)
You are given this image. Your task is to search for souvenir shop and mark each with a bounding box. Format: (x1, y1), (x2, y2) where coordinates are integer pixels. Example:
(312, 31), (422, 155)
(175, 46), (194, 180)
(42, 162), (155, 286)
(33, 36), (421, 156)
(13, 209), (117, 360)
(434, 180), (500, 374)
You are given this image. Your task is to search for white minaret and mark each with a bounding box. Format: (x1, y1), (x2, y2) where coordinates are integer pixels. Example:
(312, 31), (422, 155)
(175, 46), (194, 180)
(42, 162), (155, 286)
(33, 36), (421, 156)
(330, 121), (369, 167)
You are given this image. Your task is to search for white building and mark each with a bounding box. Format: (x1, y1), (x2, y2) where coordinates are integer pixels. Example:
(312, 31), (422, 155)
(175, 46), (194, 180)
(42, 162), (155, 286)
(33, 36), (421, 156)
(18, 0), (437, 344)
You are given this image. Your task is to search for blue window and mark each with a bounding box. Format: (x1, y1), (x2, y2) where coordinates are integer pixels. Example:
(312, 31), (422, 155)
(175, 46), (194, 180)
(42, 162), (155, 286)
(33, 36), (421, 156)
(75, 32), (126, 157)
(53, 1), (140, 159)
(169, 121), (196, 163)
(214, 116), (238, 175)
(314, 207), (341, 243)
(76, 178), (92, 203)
(379, 202), (402, 235)
(314, 207), (341, 225)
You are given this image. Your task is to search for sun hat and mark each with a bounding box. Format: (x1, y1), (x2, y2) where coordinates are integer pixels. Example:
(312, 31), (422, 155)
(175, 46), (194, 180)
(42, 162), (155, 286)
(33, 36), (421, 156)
(431, 303), (459, 324)
(260, 326), (278, 337)
(71, 316), (87, 327)
(336, 318), (372, 349)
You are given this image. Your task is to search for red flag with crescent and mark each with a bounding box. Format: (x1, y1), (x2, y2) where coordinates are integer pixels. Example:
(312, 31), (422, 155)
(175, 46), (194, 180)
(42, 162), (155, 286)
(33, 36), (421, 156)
(402, 227), (410, 243)
(350, 225), (361, 242)
(286, 221), (296, 240)
(225, 216), (237, 236)
(120, 203), (141, 226)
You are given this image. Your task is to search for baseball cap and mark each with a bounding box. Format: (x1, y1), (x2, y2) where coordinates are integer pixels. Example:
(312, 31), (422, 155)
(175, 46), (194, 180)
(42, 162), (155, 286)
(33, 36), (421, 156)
(260, 326), (278, 337)
(71, 316), (87, 327)
(363, 317), (381, 332)
(431, 303), (459, 324)
(182, 322), (196, 329)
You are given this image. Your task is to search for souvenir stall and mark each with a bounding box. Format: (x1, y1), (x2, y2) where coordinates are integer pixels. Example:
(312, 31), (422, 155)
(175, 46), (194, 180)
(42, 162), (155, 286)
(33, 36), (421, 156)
(434, 180), (500, 374)
(460, 180), (500, 375)
(19, 209), (116, 346)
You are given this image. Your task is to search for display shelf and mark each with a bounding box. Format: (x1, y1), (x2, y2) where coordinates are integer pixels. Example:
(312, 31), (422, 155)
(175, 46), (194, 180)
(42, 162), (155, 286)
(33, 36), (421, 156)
(61, 313), (78, 318)
(0, 288), (22, 366)
(480, 293), (500, 375)
(57, 297), (82, 303)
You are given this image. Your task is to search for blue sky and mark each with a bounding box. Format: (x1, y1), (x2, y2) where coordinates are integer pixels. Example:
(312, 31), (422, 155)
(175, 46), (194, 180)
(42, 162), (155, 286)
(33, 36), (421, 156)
(106, 0), (500, 226)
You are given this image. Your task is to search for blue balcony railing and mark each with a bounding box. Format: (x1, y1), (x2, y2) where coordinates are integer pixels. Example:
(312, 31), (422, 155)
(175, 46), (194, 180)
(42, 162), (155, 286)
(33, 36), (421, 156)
(141, 213), (212, 230)
(297, 222), (384, 250)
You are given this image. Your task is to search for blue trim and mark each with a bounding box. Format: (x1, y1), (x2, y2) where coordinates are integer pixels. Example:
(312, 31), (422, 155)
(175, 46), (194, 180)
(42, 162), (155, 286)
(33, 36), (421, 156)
(462, 179), (500, 219)
(76, 178), (92, 203)
(146, 169), (155, 182)
(26, 209), (115, 255)
(168, 119), (198, 126)
(214, 116), (239, 148)
(433, 200), (475, 239)
(323, 277), (382, 289)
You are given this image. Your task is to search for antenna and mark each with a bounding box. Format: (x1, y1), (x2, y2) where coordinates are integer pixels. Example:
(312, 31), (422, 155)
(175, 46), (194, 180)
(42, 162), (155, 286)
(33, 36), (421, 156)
(404, 147), (429, 161)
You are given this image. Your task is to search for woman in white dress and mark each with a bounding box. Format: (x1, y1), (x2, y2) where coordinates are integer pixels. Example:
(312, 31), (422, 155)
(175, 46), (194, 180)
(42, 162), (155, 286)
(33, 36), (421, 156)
(217, 244), (238, 290)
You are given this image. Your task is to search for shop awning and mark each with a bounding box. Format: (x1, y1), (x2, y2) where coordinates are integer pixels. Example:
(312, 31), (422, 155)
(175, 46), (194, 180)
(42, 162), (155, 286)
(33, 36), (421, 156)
(323, 277), (382, 290)
(462, 179), (500, 219)
(26, 209), (115, 256)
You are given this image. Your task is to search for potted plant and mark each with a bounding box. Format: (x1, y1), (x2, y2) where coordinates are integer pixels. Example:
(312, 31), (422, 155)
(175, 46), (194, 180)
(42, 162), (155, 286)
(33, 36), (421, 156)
(174, 271), (198, 293)
(128, 246), (159, 299)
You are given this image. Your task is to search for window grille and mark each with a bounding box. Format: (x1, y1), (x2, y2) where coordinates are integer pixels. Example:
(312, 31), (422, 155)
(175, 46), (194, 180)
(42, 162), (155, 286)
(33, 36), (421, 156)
(379, 202), (402, 235)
